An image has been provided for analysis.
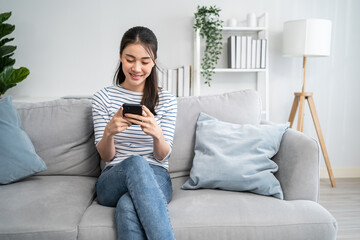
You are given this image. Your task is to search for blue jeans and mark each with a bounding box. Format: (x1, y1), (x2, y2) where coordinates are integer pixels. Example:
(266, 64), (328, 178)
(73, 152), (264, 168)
(95, 155), (175, 240)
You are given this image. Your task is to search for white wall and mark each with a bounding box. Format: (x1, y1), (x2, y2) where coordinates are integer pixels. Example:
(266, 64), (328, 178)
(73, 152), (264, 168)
(1, 0), (359, 175)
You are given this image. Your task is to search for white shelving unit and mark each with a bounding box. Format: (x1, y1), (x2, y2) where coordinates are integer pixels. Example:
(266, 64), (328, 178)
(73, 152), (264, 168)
(193, 13), (269, 120)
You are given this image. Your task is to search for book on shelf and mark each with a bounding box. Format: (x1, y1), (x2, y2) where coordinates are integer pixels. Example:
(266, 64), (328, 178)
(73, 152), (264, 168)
(236, 36), (241, 68)
(157, 68), (164, 89)
(246, 36), (252, 69)
(227, 35), (267, 70)
(227, 36), (236, 68)
(183, 65), (191, 97)
(255, 39), (261, 69)
(169, 69), (177, 96)
(156, 65), (192, 97)
(177, 67), (184, 97)
(256, 39), (261, 68)
(251, 39), (257, 69)
(240, 36), (246, 69)
(260, 39), (267, 69)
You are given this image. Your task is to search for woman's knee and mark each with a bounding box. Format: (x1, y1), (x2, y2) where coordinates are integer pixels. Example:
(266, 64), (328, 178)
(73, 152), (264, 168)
(122, 155), (150, 173)
(96, 166), (126, 207)
(151, 165), (173, 203)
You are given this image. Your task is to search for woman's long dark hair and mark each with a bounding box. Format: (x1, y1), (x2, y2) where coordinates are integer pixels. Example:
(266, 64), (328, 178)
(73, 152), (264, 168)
(113, 26), (159, 115)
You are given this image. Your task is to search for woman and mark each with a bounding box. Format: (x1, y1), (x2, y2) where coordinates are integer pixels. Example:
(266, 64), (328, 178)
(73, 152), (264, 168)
(92, 26), (177, 240)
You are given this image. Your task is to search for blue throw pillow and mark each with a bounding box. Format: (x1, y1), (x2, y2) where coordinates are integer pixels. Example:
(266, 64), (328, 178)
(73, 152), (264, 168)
(0, 96), (47, 184)
(182, 112), (289, 199)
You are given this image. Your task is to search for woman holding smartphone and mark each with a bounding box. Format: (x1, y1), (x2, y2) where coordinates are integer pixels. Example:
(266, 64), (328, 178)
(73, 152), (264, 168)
(92, 26), (177, 240)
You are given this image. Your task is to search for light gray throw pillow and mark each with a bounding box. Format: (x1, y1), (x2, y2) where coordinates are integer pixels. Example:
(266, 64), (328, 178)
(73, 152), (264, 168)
(182, 112), (289, 199)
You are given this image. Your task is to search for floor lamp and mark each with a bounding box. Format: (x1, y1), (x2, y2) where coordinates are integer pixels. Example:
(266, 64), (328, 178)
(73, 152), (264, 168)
(283, 19), (336, 187)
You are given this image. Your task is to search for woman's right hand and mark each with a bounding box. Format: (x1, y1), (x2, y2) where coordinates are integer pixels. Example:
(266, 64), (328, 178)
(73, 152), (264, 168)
(97, 107), (131, 162)
(104, 107), (132, 137)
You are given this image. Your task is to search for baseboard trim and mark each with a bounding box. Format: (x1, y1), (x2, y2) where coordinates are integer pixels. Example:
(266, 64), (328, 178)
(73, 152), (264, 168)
(320, 167), (360, 179)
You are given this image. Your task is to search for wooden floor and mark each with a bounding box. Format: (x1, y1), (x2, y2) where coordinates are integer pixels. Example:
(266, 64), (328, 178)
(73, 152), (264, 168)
(319, 178), (360, 240)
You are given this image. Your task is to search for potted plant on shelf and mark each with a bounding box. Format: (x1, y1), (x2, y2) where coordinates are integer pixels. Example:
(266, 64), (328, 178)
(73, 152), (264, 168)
(0, 12), (30, 98)
(193, 5), (223, 87)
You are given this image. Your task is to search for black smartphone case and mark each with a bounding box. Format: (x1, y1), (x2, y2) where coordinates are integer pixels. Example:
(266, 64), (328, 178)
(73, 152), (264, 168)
(122, 103), (142, 117)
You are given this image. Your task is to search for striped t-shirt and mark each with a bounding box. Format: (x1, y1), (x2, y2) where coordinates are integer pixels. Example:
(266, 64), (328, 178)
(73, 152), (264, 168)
(92, 85), (177, 170)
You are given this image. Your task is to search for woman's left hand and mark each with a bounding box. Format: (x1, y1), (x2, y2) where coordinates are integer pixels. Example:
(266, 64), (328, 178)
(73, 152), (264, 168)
(124, 105), (163, 140)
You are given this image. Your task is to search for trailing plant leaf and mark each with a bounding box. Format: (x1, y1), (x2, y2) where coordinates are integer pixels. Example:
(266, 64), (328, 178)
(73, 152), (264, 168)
(194, 5), (223, 87)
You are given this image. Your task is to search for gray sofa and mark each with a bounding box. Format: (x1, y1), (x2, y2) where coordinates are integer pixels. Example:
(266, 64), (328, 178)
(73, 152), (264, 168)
(0, 90), (337, 240)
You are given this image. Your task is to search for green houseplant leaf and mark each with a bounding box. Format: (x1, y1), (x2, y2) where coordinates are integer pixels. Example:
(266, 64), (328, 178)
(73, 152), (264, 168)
(8, 67), (30, 84)
(0, 23), (15, 40)
(0, 37), (14, 47)
(0, 66), (14, 94)
(0, 45), (16, 57)
(0, 54), (15, 73)
(0, 12), (11, 24)
(0, 11), (29, 97)
(0, 66), (29, 95)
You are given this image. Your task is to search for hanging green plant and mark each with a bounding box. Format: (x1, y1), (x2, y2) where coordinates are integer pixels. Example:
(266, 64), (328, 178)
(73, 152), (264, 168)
(0, 12), (30, 97)
(194, 5), (223, 87)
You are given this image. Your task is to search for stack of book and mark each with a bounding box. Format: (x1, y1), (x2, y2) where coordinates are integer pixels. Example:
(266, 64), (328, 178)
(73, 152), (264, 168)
(157, 65), (192, 97)
(227, 36), (267, 69)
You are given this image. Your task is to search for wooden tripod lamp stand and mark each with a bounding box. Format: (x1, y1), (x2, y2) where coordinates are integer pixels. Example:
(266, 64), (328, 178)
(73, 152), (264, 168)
(283, 19), (336, 187)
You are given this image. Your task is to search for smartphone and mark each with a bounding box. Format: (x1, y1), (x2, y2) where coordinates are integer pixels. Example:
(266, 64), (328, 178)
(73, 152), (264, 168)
(122, 103), (143, 117)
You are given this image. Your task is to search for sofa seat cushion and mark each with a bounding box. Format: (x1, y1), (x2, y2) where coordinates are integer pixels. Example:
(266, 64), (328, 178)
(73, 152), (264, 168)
(78, 200), (117, 240)
(0, 175), (96, 240)
(169, 177), (337, 240)
(78, 177), (337, 240)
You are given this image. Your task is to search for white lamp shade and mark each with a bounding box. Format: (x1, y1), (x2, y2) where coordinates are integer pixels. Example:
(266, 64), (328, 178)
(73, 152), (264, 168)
(282, 19), (332, 57)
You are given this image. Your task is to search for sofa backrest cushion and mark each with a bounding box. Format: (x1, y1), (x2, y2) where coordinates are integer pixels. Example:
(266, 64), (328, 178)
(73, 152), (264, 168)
(169, 90), (262, 175)
(14, 99), (100, 177)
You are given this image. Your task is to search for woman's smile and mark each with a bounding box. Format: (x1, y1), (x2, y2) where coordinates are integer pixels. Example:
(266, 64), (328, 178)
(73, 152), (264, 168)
(129, 73), (143, 80)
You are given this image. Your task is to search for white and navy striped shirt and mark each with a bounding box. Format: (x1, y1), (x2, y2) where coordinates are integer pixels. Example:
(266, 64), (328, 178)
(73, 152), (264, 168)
(92, 85), (177, 170)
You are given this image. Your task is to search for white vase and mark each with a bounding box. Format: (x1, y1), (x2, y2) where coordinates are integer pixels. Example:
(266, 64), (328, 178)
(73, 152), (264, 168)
(247, 13), (257, 27)
(228, 18), (237, 27)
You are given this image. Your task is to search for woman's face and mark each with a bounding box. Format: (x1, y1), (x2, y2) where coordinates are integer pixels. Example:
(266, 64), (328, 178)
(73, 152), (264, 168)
(120, 43), (156, 92)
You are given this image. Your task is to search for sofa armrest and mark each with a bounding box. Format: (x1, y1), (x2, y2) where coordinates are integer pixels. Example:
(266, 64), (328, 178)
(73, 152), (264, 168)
(273, 128), (320, 202)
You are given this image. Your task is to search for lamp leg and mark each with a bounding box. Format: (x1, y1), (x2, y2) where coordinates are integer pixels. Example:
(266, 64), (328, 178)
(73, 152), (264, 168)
(296, 56), (307, 132)
(307, 95), (336, 188)
(297, 95), (306, 132)
(288, 95), (299, 128)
